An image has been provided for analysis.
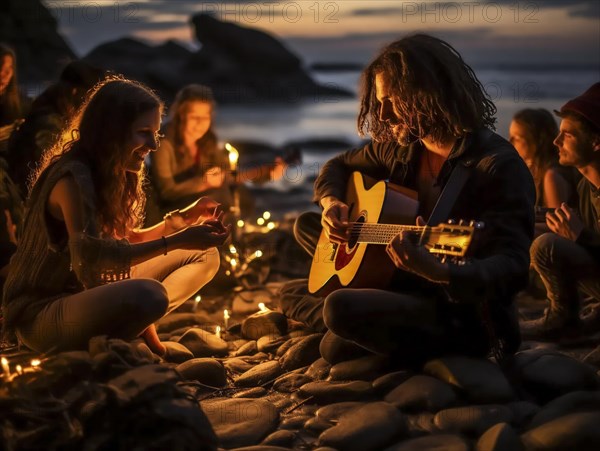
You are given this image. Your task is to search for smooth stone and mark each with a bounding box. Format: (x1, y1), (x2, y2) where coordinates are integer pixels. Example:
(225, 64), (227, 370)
(234, 340), (259, 357)
(313, 448), (338, 451)
(233, 387), (269, 398)
(476, 422), (523, 451)
(163, 341), (194, 363)
(328, 355), (389, 381)
(201, 398), (279, 449)
(315, 402), (365, 423)
(529, 390), (600, 428)
(176, 358), (227, 387)
(305, 416), (334, 434)
(257, 334), (287, 353)
(384, 434), (471, 451)
(305, 358), (332, 381)
(318, 402), (405, 451)
(242, 311), (288, 340)
(405, 413), (439, 435)
(155, 312), (210, 333)
(373, 371), (413, 395)
(280, 333), (323, 371)
(261, 430), (296, 447)
(298, 381), (374, 404)
(177, 328), (228, 357)
(434, 405), (513, 436)
(424, 356), (515, 404)
(518, 353), (599, 403)
(224, 357), (256, 374)
(279, 414), (312, 430)
(276, 336), (306, 357)
(384, 375), (457, 413)
(521, 411), (600, 451)
(235, 360), (284, 387)
(228, 447), (292, 451)
(273, 372), (313, 393)
(508, 401), (541, 427)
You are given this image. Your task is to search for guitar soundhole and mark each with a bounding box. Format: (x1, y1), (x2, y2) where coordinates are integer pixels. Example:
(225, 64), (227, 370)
(347, 213), (366, 249)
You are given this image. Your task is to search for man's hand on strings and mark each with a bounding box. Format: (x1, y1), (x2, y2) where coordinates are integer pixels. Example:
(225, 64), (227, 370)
(320, 196), (350, 244)
(386, 216), (450, 283)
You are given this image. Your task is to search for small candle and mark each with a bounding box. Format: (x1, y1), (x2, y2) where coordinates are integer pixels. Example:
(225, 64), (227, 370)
(237, 219), (245, 228)
(215, 325), (221, 339)
(31, 359), (41, 367)
(257, 217), (265, 226)
(230, 258), (237, 271)
(254, 250), (263, 258)
(193, 295), (202, 312)
(225, 143), (239, 172)
(258, 302), (268, 312)
(223, 309), (230, 330)
(15, 365), (23, 376)
(1, 357), (10, 380)
(267, 222), (275, 230)
(262, 211), (271, 220)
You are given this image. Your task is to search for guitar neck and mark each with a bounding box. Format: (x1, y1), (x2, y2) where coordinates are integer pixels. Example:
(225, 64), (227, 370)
(349, 223), (427, 244)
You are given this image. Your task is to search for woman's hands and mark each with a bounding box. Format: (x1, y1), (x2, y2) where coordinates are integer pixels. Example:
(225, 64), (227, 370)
(163, 197), (222, 235)
(169, 214), (231, 251)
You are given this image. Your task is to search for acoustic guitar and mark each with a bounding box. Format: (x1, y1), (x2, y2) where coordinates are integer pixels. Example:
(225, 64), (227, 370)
(308, 172), (483, 296)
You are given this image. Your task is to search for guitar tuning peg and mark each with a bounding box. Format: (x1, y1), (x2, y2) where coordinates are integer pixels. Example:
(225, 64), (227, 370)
(469, 220), (475, 227)
(447, 219), (456, 224)
(458, 219), (465, 226)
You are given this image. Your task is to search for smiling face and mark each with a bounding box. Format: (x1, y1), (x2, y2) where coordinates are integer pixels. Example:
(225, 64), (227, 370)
(123, 107), (161, 173)
(554, 116), (599, 168)
(0, 54), (14, 92)
(182, 101), (212, 143)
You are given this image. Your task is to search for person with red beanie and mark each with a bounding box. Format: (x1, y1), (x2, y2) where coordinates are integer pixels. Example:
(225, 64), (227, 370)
(522, 82), (600, 340)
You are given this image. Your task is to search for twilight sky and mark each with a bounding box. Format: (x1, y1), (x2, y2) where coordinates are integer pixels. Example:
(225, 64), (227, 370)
(44, 0), (600, 67)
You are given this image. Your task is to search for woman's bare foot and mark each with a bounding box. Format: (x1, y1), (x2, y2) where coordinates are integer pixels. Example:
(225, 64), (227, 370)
(140, 324), (166, 356)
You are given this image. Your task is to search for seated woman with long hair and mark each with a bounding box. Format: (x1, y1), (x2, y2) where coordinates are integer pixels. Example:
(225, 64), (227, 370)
(509, 108), (579, 210)
(1, 76), (230, 355)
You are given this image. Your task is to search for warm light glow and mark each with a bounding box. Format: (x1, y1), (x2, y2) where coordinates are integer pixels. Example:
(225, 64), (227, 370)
(267, 222), (275, 230)
(237, 219), (245, 228)
(224, 309), (230, 319)
(225, 143), (239, 171)
(258, 302), (268, 312)
(31, 359), (41, 367)
(15, 365), (23, 376)
(195, 295), (201, 303)
(215, 326), (221, 339)
(255, 250), (263, 258)
(231, 258), (237, 269)
(2, 357), (10, 378)
(262, 211), (271, 220)
(257, 218), (265, 226)
(229, 245), (237, 254)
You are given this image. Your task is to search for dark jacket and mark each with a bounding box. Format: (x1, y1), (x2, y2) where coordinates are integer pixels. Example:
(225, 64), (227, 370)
(575, 177), (600, 263)
(313, 129), (536, 356)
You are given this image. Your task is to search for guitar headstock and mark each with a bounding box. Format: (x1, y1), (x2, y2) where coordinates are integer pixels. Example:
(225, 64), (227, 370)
(425, 220), (484, 257)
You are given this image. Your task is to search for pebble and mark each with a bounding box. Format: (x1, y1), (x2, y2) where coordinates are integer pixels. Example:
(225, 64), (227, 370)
(279, 333), (323, 371)
(521, 411), (600, 451)
(405, 413), (439, 435)
(201, 398), (279, 449)
(528, 390), (600, 428)
(177, 328), (228, 358)
(297, 380), (375, 404)
(257, 335), (287, 353)
(434, 405), (513, 436)
(175, 358), (227, 387)
(372, 371), (413, 395)
(507, 401), (541, 427)
(242, 311), (288, 340)
(384, 434), (471, 451)
(384, 375), (457, 413)
(261, 429), (296, 447)
(224, 357), (256, 374)
(424, 357), (515, 404)
(273, 372), (314, 393)
(305, 416), (334, 434)
(279, 415), (312, 430)
(232, 387), (269, 398)
(155, 312), (210, 333)
(476, 422), (523, 451)
(305, 358), (332, 381)
(162, 341), (194, 363)
(318, 402), (405, 451)
(234, 340), (259, 357)
(315, 402), (365, 423)
(235, 360), (284, 387)
(275, 336), (306, 357)
(328, 355), (389, 381)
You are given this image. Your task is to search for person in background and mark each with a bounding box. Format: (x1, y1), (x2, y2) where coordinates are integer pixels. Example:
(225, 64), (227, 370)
(2, 76), (230, 355)
(522, 82), (600, 340)
(509, 108), (579, 211)
(6, 60), (104, 196)
(0, 44), (29, 155)
(151, 84), (285, 222)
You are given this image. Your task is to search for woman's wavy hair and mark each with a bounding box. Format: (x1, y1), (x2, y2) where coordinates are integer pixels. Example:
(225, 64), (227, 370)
(512, 108), (559, 201)
(358, 34), (497, 144)
(0, 43), (23, 122)
(32, 75), (163, 238)
(164, 84), (215, 154)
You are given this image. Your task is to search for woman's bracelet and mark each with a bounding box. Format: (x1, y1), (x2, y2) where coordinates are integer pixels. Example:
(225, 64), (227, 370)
(161, 236), (168, 255)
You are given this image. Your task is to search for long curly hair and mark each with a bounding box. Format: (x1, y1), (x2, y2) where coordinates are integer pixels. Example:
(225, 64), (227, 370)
(164, 84), (215, 155)
(512, 108), (559, 201)
(0, 43), (23, 123)
(357, 34), (496, 145)
(31, 76), (163, 238)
